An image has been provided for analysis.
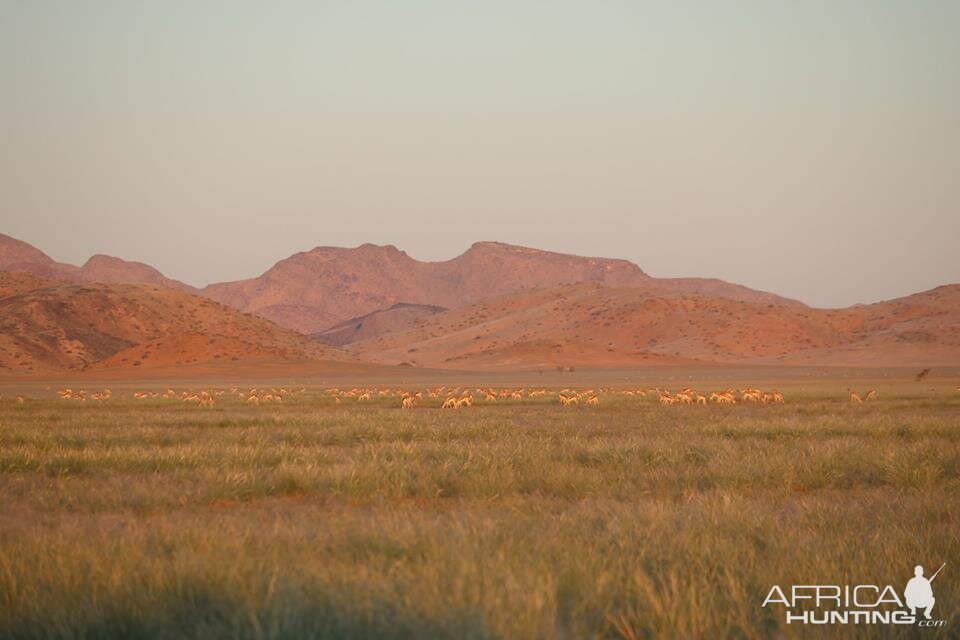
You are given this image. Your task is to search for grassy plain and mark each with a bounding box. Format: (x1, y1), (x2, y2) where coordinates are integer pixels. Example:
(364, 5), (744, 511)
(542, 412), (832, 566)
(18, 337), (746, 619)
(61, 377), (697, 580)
(1, 374), (958, 639)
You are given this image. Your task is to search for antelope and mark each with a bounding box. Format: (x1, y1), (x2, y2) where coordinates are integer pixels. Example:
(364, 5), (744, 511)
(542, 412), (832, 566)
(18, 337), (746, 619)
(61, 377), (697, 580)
(441, 397), (458, 409)
(848, 389), (863, 404)
(585, 395), (599, 406)
(710, 392), (735, 404)
(864, 389), (877, 401)
(401, 392), (421, 409)
(559, 394), (578, 406)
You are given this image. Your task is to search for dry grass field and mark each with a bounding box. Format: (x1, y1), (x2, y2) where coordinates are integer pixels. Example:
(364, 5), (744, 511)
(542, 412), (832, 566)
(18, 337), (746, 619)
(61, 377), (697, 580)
(1, 376), (958, 638)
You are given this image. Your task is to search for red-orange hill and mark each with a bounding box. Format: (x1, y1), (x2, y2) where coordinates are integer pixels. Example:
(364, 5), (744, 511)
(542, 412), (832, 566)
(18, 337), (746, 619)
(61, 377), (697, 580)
(200, 241), (803, 333)
(1, 233), (958, 374)
(0, 233), (195, 293)
(0, 281), (345, 375)
(344, 283), (960, 369)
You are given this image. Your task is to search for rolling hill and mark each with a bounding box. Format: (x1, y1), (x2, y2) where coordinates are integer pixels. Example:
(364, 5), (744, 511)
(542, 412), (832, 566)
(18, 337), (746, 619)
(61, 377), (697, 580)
(0, 233), (196, 293)
(0, 282), (342, 374)
(345, 283), (960, 369)
(202, 241), (802, 333)
(1, 232), (957, 373)
(312, 303), (447, 347)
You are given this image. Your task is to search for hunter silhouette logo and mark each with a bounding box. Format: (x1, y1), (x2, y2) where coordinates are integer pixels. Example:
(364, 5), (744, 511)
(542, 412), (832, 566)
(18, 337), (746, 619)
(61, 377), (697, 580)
(905, 563), (944, 620)
(762, 562), (948, 627)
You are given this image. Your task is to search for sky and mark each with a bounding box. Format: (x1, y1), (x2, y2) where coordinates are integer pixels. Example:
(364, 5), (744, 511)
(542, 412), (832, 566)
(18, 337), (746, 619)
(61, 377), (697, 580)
(1, 2), (958, 308)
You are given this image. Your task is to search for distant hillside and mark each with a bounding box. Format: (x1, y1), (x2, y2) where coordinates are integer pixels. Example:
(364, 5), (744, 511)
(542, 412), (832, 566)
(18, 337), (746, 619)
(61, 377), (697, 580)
(0, 234), (196, 293)
(0, 283), (341, 374)
(2, 232), (955, 372)
(202, 241), (801, 333)
(0, 271), (61, 298)
(346, 283), (960, 369)
(313, 303), (447, 347)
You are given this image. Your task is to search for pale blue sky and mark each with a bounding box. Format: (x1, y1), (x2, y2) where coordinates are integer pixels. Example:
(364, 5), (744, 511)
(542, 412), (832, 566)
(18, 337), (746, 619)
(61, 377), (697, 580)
(2, 2), (958, 307)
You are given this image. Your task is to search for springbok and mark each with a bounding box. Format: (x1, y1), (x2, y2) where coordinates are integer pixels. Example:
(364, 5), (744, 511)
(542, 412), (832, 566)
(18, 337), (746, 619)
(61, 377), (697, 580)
(401, 392), (421, 409)
(559, 394), (578, 406)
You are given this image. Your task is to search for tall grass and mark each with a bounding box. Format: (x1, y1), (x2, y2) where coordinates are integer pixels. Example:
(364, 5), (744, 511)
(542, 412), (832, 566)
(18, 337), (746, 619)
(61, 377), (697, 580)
(0, 387), (958, 638)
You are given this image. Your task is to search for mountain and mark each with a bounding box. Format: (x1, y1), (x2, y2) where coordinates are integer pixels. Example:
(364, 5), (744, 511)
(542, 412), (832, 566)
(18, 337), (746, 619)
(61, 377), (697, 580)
(0, 234), (805, 336)
(313, 303), (447, 347)
(3, 233), (955, 371)
(74, 254), (197, 292)
(203, 241), (802, 333)
(0, 234), (195, 293)
(344, 283), (960, 369)
(770, 284), (960, 366)
(0, 233), (56, 268)
(0, 283), (342, 374)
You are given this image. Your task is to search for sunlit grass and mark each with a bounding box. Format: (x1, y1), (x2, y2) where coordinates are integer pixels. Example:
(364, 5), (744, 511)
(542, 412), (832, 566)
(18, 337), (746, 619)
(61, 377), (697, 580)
(0, 385), (958, 638)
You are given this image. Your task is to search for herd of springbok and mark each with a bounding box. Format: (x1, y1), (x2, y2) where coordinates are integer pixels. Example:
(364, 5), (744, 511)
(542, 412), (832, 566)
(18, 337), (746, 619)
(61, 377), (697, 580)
(3, 384), (956, 407)
(34, 385), (789, 408)
(324, 386), (788, 408)
(47, 386), (307, 407)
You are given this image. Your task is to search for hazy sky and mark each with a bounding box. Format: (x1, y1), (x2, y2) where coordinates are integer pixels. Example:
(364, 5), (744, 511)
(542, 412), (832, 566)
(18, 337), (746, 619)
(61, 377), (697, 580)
(2, 2), (958, 308)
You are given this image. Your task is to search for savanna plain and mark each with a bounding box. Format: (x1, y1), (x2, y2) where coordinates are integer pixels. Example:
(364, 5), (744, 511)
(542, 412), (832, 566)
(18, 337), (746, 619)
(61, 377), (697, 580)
(1, 373), (958, 639)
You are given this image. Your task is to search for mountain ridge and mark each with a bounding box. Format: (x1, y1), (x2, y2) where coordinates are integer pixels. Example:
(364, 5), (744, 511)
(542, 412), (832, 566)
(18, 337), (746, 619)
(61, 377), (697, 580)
(2, 232), (957, 373)
(200, 239), (802, 333)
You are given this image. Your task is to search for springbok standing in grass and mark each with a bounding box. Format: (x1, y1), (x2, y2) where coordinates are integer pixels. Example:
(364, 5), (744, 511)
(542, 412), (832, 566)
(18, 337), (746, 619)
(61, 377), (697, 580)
(710, 391), (736, 404)
(848, 389), (863, 404)
(401, 392), (421, 409)
(559, 393), (578, 406)
(865, 389), (877, 401)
